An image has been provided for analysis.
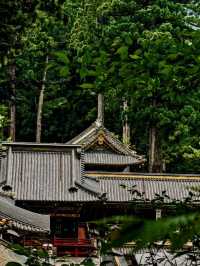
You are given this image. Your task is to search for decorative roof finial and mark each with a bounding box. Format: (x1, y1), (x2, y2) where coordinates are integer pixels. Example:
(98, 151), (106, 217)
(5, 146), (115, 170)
(96, 94), (104, 126)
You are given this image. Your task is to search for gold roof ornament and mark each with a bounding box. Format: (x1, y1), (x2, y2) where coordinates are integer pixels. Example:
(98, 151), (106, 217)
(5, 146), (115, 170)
(98, 134), (104, 145)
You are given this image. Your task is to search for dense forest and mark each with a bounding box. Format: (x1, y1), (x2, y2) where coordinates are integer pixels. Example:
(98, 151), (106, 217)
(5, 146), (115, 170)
(1, 0), (200, 173)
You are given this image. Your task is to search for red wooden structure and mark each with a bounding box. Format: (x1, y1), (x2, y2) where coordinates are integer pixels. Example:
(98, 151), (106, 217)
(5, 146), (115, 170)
(53, 223), (96, 257)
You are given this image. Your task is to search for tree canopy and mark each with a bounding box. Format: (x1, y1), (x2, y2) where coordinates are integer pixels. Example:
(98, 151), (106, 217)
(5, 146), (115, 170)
(1, 0), (200, 173)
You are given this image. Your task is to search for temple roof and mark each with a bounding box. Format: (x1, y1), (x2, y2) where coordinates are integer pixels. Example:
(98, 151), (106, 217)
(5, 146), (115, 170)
(87, 173), (200, 203)
(67, 94), (145, 166)
(0, 142), (101, 202)
(68, 122), (136, 155)
(1, 142), (200, 204)
(0, 194), (50, 232)
(84, 149), (142, 165)
(67, 121), (145, 165)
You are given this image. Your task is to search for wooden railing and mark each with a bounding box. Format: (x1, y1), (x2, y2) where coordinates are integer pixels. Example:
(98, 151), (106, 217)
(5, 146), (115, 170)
(23, 236), (94, 248)
(53, 236), (92, 247)
(23, 236), (97, 257)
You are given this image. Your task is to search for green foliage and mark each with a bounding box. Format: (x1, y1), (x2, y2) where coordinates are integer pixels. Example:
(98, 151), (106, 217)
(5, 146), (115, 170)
(0, 0), (38, 65)
(59, 258), (96, 266)
(81, 258), (96, 266)
(72, 0), (200, 173)
(94, 211), (200, 266)
(1, 0), (200, 172)
(9, 243), (31, 256)
(108, 214), (200, 250)
(0, 104), (8, 141)
(9, 244), (52, 266)
(94, 187), (200, 258)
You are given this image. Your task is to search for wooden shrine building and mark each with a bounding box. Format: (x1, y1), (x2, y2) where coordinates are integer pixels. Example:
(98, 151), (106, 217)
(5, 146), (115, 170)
(0, 95), (200, 257)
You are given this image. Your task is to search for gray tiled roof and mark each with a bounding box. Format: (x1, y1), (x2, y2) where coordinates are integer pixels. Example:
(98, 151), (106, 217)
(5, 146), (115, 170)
(0, 157), (7, 185)
(0, 195), (50, 232)
(75, 176), (101, 196)
(12, 150), (76, 201)
(1, 143), (200, 204)
(94, 174), (200, 202)
(84, 151), (140, 165)
(0, 143), (98, 202)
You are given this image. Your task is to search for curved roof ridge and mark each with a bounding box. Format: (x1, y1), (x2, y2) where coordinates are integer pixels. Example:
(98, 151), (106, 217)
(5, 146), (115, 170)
(67, 122), (97, 145)
(67, 122), (145, 163)
(102, 126), (142, 158)
(0, 195), (50, 232)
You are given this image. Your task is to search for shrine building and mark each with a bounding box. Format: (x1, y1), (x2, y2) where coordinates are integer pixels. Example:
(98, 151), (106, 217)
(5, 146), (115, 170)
(0, 94), (200, 257)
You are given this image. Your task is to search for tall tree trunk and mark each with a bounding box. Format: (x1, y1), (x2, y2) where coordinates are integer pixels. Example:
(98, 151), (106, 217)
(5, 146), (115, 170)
(149, 126), (157, 172)
(9, 63), (16, 141)
(149, 126), (163, 172)
(36, 55), (48, 143)
(148, 99), (162, 173)
(122, 99), (130, 146)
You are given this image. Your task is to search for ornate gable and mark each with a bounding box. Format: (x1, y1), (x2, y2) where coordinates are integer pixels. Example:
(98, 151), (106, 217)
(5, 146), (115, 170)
(67, 95), (145, 167)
